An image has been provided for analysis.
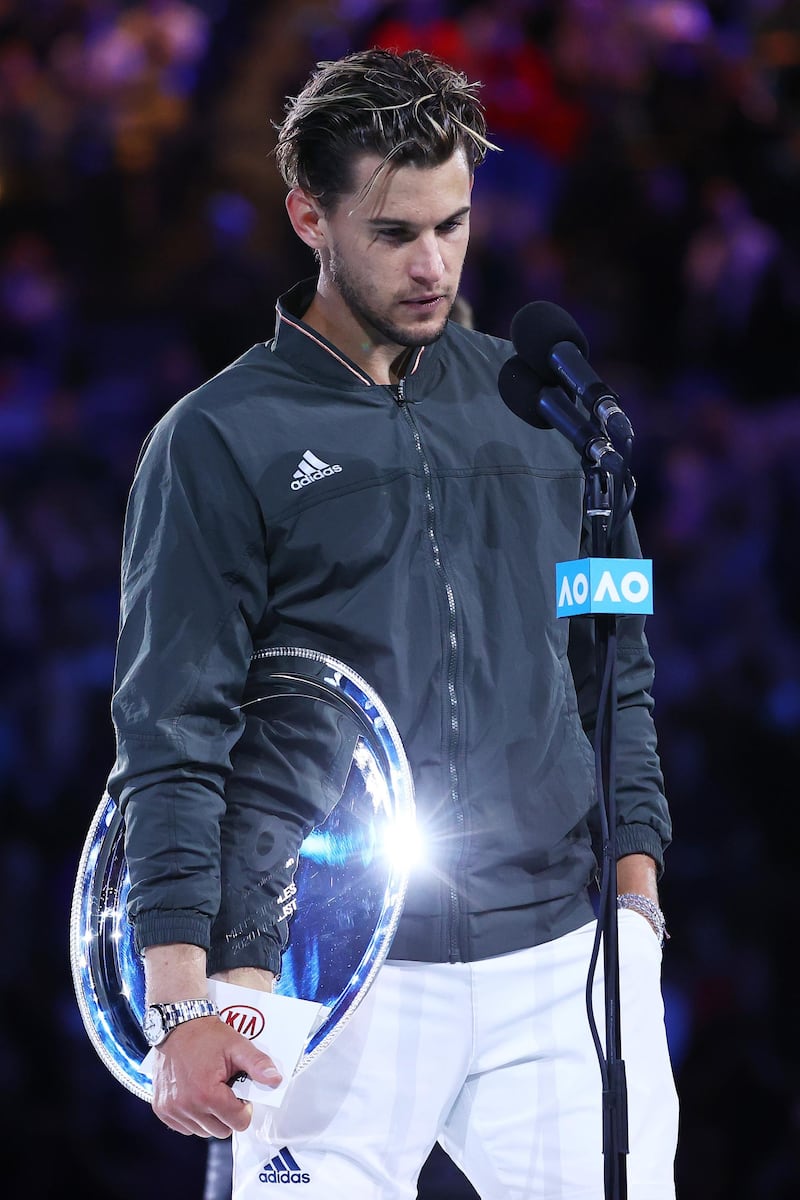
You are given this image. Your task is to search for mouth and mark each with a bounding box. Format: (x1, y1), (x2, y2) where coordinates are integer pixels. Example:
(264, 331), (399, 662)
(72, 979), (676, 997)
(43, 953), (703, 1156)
(401, 295), (446, 312)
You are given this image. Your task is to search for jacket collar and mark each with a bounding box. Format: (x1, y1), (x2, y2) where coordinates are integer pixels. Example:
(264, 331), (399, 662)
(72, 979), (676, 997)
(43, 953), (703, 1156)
(271, 278), (435, 394)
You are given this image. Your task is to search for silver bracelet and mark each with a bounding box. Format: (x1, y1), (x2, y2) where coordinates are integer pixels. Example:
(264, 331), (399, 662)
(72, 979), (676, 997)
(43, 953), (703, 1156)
(616, 892), (668, 948)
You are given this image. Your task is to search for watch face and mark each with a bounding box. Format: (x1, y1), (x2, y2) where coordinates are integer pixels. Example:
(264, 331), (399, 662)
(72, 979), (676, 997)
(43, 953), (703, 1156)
(143, 1007), (165, 1046)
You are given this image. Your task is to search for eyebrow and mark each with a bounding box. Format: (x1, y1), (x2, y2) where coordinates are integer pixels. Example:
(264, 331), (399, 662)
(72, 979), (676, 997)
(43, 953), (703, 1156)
(368, 206), (471, 232)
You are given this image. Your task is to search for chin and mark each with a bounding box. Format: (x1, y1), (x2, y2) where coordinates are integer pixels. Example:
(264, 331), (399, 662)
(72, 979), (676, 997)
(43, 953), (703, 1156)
(399, 317), (449, 347)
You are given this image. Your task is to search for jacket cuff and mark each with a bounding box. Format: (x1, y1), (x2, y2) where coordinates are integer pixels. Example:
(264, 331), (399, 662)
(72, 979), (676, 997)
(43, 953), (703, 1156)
(207, 934), (284, 979)
(132, 912), (212, 954)
(614, 823), (667, 876)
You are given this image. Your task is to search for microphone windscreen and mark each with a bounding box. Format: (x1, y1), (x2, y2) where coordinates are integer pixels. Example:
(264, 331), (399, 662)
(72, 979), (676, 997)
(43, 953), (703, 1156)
(497, 355), (551, 430)
(510, 301), (589, 379)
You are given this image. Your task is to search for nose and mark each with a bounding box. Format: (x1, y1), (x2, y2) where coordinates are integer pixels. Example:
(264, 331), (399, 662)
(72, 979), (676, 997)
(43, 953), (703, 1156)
(410, 233), (445, 285)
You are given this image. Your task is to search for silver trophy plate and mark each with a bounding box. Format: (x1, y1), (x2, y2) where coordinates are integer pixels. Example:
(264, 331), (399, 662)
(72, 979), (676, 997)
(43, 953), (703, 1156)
(70, 648), (415, 1102)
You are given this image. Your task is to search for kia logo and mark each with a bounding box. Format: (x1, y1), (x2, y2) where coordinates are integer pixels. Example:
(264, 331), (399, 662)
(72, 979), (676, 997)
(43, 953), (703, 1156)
(220, 1004), (265, 1040)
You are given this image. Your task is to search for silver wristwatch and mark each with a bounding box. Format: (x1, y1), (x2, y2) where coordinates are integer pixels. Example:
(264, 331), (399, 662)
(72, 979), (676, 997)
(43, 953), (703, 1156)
(142, 998), (219, 1047)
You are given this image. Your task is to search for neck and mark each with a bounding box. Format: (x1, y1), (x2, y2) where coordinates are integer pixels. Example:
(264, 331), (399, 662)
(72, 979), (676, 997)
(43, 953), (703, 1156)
(301, 289), (413, 386)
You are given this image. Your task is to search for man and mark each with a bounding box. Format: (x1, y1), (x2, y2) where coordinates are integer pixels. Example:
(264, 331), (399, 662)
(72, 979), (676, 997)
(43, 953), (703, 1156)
(108, 48), (678, 1198)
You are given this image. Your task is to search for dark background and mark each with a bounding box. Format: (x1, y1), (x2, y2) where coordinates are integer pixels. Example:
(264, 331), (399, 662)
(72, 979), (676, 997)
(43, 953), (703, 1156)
(2, 1), (799, 1197)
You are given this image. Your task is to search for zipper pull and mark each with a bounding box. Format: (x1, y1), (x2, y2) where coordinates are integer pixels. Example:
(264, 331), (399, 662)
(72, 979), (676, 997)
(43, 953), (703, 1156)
(396, 378), (406, 405)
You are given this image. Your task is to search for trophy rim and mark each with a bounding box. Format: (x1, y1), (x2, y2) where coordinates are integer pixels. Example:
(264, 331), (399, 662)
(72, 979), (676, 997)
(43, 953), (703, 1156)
(70, 790), (153, 1101)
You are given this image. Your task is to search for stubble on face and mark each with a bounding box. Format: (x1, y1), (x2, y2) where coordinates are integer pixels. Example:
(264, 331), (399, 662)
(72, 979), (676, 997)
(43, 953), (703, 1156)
(328, 243), (456, 349)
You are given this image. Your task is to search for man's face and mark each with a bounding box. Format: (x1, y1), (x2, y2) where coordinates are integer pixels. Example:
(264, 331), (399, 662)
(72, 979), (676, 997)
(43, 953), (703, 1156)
(318, 148), (473, 350)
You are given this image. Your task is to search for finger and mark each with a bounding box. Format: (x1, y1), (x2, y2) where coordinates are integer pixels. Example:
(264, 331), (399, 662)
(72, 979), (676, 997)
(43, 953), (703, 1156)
(158, 1110), (237, 1139)
(157, 1114), (211, 1138)
(236, 1052), (283, 1088)
(195, 1115), (238, 1139)
(210, 1095), (254, 1134)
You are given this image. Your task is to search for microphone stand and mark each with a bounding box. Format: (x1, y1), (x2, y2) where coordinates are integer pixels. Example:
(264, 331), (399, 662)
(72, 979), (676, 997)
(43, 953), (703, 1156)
(583, 463), (629, 1200)
(497, 353), (640, 1196)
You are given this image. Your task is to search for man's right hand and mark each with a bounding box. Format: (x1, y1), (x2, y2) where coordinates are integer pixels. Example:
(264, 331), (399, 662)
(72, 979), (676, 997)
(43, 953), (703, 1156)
(149, 1013), (282, 1138)
(143, 944), (282, 1137)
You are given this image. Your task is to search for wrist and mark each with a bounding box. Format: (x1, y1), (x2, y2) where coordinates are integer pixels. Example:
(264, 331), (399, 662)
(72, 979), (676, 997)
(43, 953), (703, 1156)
(616, 892), (669, 948)
(143, 943), (209, 1005)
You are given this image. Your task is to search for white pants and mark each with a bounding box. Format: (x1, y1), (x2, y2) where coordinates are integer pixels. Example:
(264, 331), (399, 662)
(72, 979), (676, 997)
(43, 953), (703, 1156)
(233, 911), (679, 1198)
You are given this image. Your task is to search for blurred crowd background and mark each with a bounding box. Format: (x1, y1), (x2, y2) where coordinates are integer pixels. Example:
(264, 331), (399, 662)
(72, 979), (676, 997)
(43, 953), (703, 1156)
(2, 1), (799, 1196)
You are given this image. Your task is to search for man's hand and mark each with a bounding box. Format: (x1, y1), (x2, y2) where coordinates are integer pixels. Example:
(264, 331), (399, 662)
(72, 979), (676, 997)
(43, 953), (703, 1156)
(149, 1013), (282, 1138)
(144, 944), (282, 1137)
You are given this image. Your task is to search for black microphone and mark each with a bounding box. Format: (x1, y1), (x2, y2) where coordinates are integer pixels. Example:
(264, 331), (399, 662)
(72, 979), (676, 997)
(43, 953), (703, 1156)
(509, 301), (635, 450)
(498, 355), (625, 476)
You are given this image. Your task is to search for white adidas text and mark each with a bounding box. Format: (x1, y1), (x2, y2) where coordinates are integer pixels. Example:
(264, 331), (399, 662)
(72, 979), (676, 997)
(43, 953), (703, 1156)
(291, 450), (342, 491)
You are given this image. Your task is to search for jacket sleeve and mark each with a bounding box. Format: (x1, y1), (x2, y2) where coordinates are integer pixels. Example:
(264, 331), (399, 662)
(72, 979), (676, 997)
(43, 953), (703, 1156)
(566, 510), (672, 875)
(106, 402), (271, 955)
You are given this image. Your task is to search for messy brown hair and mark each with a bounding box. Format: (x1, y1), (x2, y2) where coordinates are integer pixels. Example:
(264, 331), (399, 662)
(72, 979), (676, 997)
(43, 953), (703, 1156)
(274, 47), (498, 211)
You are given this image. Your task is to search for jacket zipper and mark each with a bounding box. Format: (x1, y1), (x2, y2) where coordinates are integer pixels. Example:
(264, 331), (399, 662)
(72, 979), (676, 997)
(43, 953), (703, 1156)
(396, 377), (464, 962)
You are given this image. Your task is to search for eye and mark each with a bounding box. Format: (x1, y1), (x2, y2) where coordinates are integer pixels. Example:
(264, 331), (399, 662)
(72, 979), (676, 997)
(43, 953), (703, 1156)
(378, 228), (412, 243)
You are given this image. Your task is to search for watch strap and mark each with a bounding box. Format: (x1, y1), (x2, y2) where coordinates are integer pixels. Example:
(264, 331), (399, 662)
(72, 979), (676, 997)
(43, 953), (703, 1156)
(160, 998), (218, 1030)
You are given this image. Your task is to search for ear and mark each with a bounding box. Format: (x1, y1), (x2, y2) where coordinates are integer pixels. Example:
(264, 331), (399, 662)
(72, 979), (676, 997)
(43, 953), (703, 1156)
(286, 188), (328, 252)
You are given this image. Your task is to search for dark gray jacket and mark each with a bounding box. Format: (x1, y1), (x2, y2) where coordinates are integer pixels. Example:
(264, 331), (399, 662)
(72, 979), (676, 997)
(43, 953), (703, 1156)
(108, 280), (671, 976)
